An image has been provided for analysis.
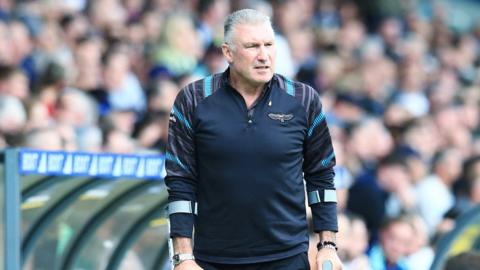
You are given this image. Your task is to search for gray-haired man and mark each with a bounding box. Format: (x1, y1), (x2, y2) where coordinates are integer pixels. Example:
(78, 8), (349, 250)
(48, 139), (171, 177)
(166, 9), (342, 270)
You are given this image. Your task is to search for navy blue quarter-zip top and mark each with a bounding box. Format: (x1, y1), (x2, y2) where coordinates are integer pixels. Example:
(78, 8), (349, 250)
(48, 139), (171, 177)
(165, 69), (337, 264)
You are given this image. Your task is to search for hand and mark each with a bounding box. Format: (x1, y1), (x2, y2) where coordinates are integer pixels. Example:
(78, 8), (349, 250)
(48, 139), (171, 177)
(316, 247), (342, 270)
(173, 259), (203, 270)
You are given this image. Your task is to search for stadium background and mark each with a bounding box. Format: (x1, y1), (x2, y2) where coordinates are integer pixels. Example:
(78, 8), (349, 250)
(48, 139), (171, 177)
(0, 0), (480, 269)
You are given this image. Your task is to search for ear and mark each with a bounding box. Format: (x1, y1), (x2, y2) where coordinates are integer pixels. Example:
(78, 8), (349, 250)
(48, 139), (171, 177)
(221, 43), (234, 63)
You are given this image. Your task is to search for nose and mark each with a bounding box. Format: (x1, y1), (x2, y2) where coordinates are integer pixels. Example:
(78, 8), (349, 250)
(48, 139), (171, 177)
(257, 45), (268, 61)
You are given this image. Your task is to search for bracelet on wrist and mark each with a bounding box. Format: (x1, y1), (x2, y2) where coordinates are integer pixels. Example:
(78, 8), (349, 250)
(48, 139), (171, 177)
(172, 253), (195, 266)
(317, 241), (338, 251)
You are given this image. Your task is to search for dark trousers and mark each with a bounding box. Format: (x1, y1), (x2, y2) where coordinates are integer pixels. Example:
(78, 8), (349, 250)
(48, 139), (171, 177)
(196, 252), (310, 270)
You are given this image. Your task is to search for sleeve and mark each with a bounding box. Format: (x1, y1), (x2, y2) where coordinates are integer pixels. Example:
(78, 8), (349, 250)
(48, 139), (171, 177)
(165, 87), (198, 238)
(303, 88), (338, 233)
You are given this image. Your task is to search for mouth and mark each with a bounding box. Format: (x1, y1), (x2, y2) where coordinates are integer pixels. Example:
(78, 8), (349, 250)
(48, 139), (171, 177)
(254, 66), (270, 70)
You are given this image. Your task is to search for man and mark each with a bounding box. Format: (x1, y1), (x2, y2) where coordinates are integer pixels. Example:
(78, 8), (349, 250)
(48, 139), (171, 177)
(166, 9), (342, 270)
(368, 216), (413, 270)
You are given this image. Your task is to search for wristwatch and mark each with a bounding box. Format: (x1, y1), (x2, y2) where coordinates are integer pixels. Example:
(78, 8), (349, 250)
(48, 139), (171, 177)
(317, 241), (338, 251)
(172, 253), (195, 266)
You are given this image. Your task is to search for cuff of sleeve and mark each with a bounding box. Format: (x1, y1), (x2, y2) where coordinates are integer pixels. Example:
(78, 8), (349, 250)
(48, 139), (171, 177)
(310, 202), (338, 232)
(169, 213), (194, 238)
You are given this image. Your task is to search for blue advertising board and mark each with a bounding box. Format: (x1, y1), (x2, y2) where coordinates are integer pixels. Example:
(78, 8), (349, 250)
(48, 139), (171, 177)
(19, 150), (165, 179)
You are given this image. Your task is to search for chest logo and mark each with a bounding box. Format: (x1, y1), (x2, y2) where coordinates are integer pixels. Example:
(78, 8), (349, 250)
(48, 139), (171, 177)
(268, 113), (294, 122)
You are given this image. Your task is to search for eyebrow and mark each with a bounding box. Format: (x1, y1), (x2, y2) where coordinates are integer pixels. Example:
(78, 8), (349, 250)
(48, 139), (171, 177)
(243, 41), (274, 47)
(243, 42), (258, 47)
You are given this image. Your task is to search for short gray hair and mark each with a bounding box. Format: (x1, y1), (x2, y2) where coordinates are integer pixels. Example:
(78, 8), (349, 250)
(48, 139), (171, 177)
(224, 9), (273, 45)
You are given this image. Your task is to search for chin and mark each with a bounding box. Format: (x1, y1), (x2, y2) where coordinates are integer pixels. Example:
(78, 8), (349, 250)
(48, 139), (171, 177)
(253, 73), (273, 83)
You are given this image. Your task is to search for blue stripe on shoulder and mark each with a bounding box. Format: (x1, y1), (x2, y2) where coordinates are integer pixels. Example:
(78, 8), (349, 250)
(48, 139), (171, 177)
(172, 106), (192, 131)
(204, 75), (213, 98)
(165, 152), (186, 170)
(307, 112), (325, 137)
(285, 78), (294, 96)
(321, 151), (335, 167)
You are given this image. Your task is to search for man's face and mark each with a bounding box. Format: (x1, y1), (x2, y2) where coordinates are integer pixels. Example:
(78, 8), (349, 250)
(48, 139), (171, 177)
(222, 22), (276, 86)
(381, 222), (413, 264)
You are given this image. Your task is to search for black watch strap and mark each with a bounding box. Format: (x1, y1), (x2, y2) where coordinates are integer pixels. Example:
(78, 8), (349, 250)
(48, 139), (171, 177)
(317, 241), (338, 251)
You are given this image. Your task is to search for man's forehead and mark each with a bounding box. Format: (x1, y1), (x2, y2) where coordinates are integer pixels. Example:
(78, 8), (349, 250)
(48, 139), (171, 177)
(232, 22), (274, 42)
(234, 22), (273, 32)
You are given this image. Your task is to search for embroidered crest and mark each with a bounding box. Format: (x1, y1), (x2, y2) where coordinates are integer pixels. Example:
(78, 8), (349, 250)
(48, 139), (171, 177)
(268, 113), (294, 122)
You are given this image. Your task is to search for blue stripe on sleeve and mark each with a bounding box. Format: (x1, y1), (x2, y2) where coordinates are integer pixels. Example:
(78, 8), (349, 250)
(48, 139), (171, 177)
(165, 152), (186, 170)
(321, 152), (335, 167)
(172, 106), (193, 131)
(307, 112), (325, 137)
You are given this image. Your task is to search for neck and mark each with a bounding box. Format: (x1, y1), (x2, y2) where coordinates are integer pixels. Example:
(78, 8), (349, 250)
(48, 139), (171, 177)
(229, 69), (265, 96)
(229, 69), (267, 109)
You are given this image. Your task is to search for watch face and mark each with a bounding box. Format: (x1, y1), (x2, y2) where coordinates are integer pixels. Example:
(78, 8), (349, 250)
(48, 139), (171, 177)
(172, 253), (194, 265)
(172, 254), (180, 264)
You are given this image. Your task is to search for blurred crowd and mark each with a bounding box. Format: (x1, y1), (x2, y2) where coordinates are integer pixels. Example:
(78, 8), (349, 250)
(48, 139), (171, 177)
(0, 0), (479, 269)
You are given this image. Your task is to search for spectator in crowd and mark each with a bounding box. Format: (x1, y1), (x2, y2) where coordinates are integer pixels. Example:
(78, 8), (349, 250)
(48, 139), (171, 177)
(377, 153), (416, 218)
(332, 137), (353, 212)
(33, 61), (66, 118)
(55, 87), (100, 151)
(9, 20), (37, 87)
(35, 19), (75, 85)
(153, 13), (203, 78)
(369, 215), (413, 270)
(415, 148), (463, 235)
(147, 78), (180, 113)
(461, 156), (480, 207)
(22, 127), (65, 151)
(98, 45), (146, 115)
(73, 34), (103, 92)
(344, 215), (371, 270)
(404, 214), (434, 270)
(0, 20), (11, 63)
(0, 94), (27, 146)
(437, 156), (480, 241)
(25, 98), (53, 131)
(0, 64), (29, 101)
(346, 119), (395, 243)
(196, 0), (230, 49)
(102, 126), (137, 154)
